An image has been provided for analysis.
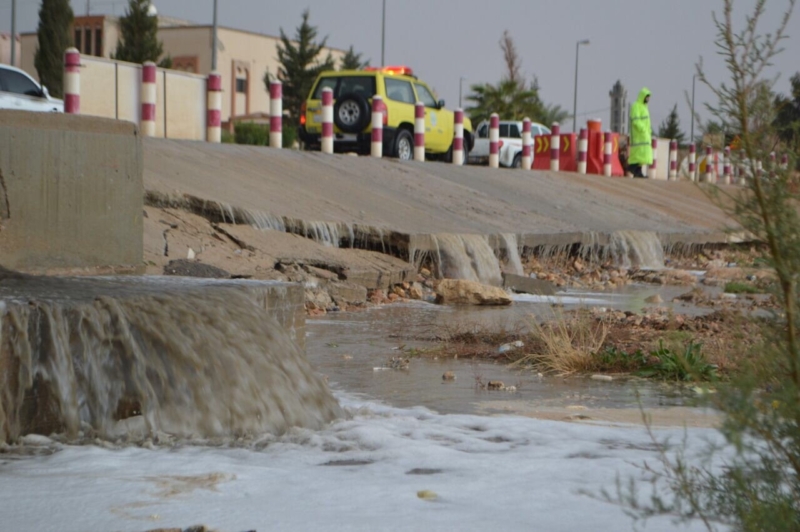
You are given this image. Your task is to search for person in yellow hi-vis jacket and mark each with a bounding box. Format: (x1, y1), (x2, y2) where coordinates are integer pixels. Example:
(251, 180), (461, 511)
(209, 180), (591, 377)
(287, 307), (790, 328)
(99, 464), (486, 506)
(628, 88), (653, 178)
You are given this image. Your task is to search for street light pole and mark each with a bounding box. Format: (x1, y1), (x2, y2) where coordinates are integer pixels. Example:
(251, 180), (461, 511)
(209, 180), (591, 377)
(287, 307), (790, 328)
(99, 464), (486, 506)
(211, 0), (218, 71)
(459, 76), (467, 108)
(572, 39), (590, 133)
(381, 0), (386, 66)
(10, 0), (16, 67)
(690, 74), (696, 143)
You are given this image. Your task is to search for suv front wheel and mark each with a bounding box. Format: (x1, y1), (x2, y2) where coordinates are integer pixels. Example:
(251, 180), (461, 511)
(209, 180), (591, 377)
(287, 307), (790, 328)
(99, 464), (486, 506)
(394, 129), (413, 161)
(334, 93), (371, 133)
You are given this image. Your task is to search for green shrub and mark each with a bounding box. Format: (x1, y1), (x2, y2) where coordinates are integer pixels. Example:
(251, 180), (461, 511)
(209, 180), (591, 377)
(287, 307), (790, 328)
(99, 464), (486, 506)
(724, 281), (761, 294)
(234, 122), (269, 146)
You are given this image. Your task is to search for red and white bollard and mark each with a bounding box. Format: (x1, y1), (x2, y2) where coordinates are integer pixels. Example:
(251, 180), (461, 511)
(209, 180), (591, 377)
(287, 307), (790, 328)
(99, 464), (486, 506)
(489, 113), (500, 168)
(648, 138), (658, 179)
(452, 109), (465, 165)
(781, 153), (789, 170)
(371, 95), (384, 158)
(603, 131), (613, 177)
(206, 72), (222, 143)
(550, 122), (560, 172)
(668, 140), (678, 180)
(321, 87), (334, 154)
(63, 47), (80, 114)
(140, 62), (157, 137)
(269, 81), (283, 148)
(414, 102), (425, 162)
(704, 146), (713, 183)
(521, 118), (532, 170)
(577, 128), (588, 175)
(722, 147), (731, 184)
(688, 144), (697, 181)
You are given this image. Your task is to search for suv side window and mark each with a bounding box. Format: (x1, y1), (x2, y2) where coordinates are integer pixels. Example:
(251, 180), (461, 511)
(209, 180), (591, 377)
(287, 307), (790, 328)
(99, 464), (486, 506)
(384, 78), (415, 104)
(499, 124), (510, 138)
(509, 124), (521, 138)
(312, 77), (338, 99)
(0, 69), (41, 97)
(477, 123), (488, 138)
(413, 83), (437, 107)
(338, 76), (376, 99)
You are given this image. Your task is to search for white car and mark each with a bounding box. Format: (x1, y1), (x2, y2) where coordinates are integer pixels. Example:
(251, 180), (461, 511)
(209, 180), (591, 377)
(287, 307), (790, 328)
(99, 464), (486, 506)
(0, 65), (63, 113)
(470, 119), (551, 168)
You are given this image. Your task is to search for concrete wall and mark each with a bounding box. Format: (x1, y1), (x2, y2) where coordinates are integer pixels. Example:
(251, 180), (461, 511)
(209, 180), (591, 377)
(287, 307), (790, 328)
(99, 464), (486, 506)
(0, 111), (143, 273)
(79, 56), (207, 141)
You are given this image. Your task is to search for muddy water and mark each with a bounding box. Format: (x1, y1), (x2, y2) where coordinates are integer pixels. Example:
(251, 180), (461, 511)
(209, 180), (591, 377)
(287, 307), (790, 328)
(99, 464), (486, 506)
(0, 272), (342, 442)
(307, 286), (718, 425)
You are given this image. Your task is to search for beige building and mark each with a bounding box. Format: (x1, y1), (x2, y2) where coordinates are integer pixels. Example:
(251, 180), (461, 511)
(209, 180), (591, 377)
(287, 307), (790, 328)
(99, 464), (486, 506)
(0, 33), (22, 66)
(20, 15), (346, 126)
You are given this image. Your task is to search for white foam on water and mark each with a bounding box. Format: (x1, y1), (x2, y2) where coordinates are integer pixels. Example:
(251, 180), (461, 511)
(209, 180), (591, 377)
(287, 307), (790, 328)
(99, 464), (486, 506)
(512, 293), (614, 305)
(0, 393), (719, 532)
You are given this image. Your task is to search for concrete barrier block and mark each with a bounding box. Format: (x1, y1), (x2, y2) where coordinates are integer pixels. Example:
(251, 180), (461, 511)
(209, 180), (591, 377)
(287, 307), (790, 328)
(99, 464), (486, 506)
(0, 111), (143, 273)
(502, 273), (556, 296)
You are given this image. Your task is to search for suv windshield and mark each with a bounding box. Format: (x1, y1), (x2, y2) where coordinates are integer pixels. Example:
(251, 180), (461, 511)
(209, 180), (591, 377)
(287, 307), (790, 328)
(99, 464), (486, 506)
(312, 76), (376, 100)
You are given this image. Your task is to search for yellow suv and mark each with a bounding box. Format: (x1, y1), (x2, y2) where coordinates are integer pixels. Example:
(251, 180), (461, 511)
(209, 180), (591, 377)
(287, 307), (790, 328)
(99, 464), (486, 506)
(299, 66), (472, 161)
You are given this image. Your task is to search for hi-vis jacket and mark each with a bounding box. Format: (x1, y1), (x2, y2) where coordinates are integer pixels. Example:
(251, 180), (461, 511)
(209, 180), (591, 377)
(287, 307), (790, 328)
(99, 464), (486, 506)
(629, 87), (653, 165)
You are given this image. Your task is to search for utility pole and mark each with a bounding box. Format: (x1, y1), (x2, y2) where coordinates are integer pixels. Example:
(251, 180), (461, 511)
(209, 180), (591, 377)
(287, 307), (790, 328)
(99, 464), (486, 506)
(211, 0), (218, 71)
(381, 0), (386, 66)
(10, 0), (16, 66)
(572, 39), (590, 132)
(459, 76), (466, 109)
(690, 74), (696, 143)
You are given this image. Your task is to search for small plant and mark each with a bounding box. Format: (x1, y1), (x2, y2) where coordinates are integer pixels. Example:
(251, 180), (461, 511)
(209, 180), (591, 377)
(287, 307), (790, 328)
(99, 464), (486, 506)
(724, 281), (761, 294)
(637, 340), (717, 381)
(234, 122), (269, 146)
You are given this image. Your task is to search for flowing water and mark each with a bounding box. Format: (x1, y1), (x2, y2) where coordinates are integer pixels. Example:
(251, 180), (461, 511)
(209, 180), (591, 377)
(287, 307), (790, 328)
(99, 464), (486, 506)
(0, 270), (341, 443)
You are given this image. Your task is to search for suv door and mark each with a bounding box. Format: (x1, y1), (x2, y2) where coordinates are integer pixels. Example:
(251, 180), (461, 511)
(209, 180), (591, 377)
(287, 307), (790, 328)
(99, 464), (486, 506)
(0, 68), (51, 112)
(383, 76), (416, 138)
(471, 122), (490, 158)
(413, 82), (448, 152)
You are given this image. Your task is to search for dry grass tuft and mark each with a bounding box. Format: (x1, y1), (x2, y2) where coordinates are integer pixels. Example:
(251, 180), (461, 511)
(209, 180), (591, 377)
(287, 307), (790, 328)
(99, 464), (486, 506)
(512, 309), (608, 375)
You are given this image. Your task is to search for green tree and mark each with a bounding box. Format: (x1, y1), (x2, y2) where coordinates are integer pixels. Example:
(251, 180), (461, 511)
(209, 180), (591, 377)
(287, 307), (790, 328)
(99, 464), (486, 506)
(113, 0), (171, 67)
(774, 72), (800, 157)
(658, 103), (687, 145)
(539, 103), (570, 127)
(33, 0), (74, 98)
(610, 1), (800, 530)
(340, 45), (369, 70)
(266, 9), (335, 120)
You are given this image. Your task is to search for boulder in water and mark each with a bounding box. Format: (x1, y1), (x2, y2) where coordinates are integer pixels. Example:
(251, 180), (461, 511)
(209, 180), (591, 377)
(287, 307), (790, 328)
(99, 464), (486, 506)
(434, 279), (512, 306)
(163, 259), (231, 279)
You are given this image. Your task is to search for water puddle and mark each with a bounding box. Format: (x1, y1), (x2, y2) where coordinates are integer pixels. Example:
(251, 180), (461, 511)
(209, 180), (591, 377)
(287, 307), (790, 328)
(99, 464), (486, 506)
(307, 286), (714, 424)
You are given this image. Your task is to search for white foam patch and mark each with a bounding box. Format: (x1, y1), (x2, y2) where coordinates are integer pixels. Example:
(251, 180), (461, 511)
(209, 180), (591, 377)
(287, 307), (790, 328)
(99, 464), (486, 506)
(0, 393), (718, 532)
(512, 293), (614, 305)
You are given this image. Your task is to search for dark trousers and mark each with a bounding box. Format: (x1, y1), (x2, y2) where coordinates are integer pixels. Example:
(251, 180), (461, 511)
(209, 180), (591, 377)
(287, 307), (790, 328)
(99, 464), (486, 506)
(629, 164), (646, 178)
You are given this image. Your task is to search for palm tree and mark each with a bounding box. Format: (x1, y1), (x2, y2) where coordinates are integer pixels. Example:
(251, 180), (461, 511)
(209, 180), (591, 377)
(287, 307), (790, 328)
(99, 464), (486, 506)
(466, 79), (543, 124)
(538, 103), (570, 128)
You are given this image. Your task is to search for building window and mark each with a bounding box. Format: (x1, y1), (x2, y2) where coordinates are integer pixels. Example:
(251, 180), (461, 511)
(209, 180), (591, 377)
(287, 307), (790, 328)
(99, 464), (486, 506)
(74, 29), (82, 52)
(95, 27), (103, 56)
(236, 78), (247, 93)
(84, 27), (92, 55)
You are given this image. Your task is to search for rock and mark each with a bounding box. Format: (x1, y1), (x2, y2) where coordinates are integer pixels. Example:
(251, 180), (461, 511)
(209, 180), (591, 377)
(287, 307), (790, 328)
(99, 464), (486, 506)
(662, 270), (697, 286)
(163, 259), (231, 279)
(591, 375), (614, 382)
(408, 283), (424, 300)
(487, 380), (505, 390)
(392, 285), (406, 298)
(305, 288), (334, 311)
(420, 267), (432, 278)
(328, 282), (368, 306)
(387, 293), (400, 302)
(644, 294), (663, 304)
(505, 385), (517, 392)
(368, 289), (387, 304)
(502, 273), (556, 296)
(417, 490), (438, 501)
(442, 371), (456, 381)
(498, 340), (525, 354)
(435, 279), (512, 306)
(573, 259), (585, 273)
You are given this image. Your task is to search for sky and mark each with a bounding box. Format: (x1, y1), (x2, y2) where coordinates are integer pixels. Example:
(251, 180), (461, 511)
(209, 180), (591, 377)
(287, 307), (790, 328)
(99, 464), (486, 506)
(3, 0), (799, 133)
